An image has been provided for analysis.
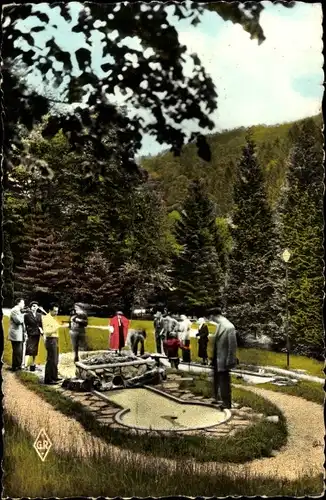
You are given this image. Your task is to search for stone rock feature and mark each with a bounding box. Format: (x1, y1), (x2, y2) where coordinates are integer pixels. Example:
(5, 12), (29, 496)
(75, 351), (166, 391)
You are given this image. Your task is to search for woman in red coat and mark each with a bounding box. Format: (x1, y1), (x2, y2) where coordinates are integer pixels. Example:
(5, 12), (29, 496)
(109, 311), (129, 353)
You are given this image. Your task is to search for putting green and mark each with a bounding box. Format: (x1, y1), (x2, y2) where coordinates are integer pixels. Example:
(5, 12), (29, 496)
(102, 388), (230, 431)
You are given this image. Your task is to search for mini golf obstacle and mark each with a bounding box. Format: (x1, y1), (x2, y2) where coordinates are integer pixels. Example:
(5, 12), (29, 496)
(61, 351), (232, 433)
(73, 350), (166, 391)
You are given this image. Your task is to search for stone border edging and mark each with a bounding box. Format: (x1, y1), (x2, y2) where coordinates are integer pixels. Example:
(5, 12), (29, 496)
(92, 386), (231, 432)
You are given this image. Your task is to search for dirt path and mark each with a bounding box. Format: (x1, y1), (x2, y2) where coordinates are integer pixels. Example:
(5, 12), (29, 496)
(3, 371), (324, 480)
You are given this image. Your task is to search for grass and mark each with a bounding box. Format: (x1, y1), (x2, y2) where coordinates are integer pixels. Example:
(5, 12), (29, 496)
(232, 375), (325, 406)
(3, 316), (324, 377)
(3, 412), (323, 498)
(16, 370), (287, 464)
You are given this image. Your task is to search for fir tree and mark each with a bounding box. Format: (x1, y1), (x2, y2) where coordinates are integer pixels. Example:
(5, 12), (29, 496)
(171, 179), (225, 315)
(14, 216), (76, 310)
(227, 133), (283, 341)
(2, 231), (15, 306)
(278, 119), (324, 358)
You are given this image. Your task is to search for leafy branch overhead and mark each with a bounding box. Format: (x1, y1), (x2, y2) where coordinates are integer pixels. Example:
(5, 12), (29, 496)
(2, 1), (293, 167)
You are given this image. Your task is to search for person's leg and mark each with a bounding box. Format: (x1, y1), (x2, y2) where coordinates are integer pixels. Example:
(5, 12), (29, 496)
(140, 337), (145, 356)
(53, 338), (59, 380)
(11, 341), (19, 370)
(44, 338), (51, 383)
(70, 332), (79, 362)
(213, 365), (220, 402)
(132, 338), (137, 356)
(219, 370), (232, 409)
(155, 334), (162, 353)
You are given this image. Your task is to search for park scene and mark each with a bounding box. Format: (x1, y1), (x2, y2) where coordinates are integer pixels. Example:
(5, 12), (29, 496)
(1, 1), (324, 498)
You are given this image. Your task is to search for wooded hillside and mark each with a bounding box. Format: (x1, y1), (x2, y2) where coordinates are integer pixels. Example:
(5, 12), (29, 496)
(141, 114), (322, 214)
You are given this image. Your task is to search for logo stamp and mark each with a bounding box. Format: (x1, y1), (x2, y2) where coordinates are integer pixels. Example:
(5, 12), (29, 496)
(33, 428), (52, 461)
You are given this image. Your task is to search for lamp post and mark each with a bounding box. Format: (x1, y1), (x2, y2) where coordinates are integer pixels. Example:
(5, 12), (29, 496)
(282, 249), (291, 369)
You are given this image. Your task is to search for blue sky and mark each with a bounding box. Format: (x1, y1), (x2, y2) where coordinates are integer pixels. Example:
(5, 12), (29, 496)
(9, 1), (323, 157)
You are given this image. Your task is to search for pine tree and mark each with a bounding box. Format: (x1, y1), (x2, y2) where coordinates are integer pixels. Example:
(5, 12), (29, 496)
(2, 231), (15, 306)
(171, 179), (225, 315)
(14, 215), (76, 310)
(278, 119), (324, 358)
(227, 133), (282, 341)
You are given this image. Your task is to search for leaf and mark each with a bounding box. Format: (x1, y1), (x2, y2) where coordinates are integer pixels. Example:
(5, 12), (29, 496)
(30, 26), (45, 33)
(33, 12), (50, 23)
(75, 47), (91, 71)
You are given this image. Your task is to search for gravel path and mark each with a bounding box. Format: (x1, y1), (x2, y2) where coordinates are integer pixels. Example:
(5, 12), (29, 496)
(3, 371), (323, 480)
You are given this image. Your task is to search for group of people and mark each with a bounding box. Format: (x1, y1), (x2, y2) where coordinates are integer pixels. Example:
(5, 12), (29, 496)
(7, 299), (238, 409)
(153, 311), (210, 367)
(153, 308), (238, 410)
(7, 298), (62, 385)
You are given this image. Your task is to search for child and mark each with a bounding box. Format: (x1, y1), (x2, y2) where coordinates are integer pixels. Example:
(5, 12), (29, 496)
(163, 331), (180, 369)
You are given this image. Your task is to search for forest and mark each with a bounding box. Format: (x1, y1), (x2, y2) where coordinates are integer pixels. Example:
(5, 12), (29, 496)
(3, 113), (323, 359)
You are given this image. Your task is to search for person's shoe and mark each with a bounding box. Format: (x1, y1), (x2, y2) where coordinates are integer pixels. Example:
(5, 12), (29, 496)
(44, 380), (59, 385)
(29, 365), (36, 372)
(55, 377), (63, 382)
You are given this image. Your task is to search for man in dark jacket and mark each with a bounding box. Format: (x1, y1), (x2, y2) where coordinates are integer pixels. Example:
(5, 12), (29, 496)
(24, 301), (43, 371)
(153, 311), (165, 353)
(69, 304), (88, 362)
(208, 307), (237, 410)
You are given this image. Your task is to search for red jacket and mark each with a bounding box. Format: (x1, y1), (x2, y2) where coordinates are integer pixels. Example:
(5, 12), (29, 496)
(109, 315), (129, 350)
(163, 338), (180, 358)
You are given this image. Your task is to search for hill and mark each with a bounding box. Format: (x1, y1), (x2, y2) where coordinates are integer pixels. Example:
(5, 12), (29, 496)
(141, 114), (322, 215)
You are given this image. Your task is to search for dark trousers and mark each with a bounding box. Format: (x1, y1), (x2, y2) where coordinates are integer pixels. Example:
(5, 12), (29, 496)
(70, 332), (86, 362)
(11, 341), (23, 370)
(155, 334), (162, 353)
(132, 337), (145, 356)
(213, 369), (232, 408)
(182, 340), (191, 363)
(169, 357), (179, 369)
(45, 337), (59, 383)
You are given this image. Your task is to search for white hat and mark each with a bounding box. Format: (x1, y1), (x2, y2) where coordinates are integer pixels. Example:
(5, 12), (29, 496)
(197, 317), (205, 325)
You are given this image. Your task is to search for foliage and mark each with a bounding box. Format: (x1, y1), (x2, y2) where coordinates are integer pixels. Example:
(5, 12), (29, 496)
(2, 1), (294, 171)
(169, 179), (225, 314)
(13, 212), (76, 310)
(277, 119), (324, 358)
(226, 134), (284, 341)
(141, 115), (322, 213)
(2, 232), (14, 307)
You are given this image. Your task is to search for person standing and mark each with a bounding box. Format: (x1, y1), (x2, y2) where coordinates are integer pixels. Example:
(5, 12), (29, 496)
(179, 314), (192, 363)
(24, 301), (43, 372)
(153, 311), (165, 353)
(69, 304), (88, 363)
(196, 317), (209, 365)
(41, 305), (63, 385)
(162, 311), (179, 343)
(208, 307), (237, 410)
(110, 311), (129, 354)
(8, 298), (26, 371)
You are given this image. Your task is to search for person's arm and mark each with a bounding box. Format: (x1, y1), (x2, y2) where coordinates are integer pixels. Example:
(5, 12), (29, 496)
(11, 310), (24, 325)
(226, 328), (237, 368)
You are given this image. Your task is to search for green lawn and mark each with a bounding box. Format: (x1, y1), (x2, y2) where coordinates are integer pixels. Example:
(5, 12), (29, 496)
(232, 375), (324, 405)
(2, 316), (324, 377)
(3, 412), (323, 497)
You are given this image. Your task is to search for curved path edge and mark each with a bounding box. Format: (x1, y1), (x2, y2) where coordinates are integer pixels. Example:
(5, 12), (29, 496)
(2, 370), (324, 481)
